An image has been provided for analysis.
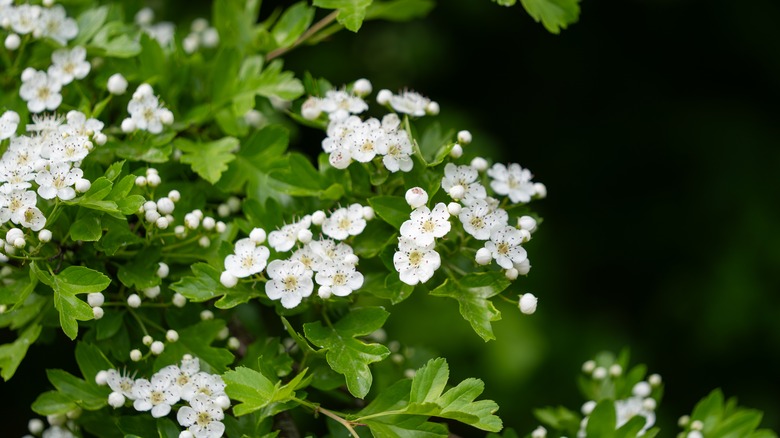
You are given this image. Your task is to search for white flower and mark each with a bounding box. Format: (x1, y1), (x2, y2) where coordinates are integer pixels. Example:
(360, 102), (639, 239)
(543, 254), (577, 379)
(441, 163), (486, 205)
(314, 261), (364, 297)
(388, 90), (434, 117)
(0, 189), (38, 226)
(0, 111), (20, 140)
(291, 243), (322, 273)
(614, 396), (656, 434)
(180, 372), (226, 402)
(268, 216), (312, 252)
(318, 89), (368, 121)
(265, 259), (314, 309)
(352, 78), (372, 96)
(376, 115), (413, 172)
(37, 5), (78, 45)
(41, 426), (76, 438)
(127, 84), (173, 134)
(457, 130), (472, 144)
(132, 373), (180, 418)
(9, 4), (42, 35)
(48, 46), (90, 85)
(393, 237), (441, 285)
(484, 226), (527, 269)
(36, 162), (83, 200)
(458, 199), (508, 240)
(321, 204), (366, 240)
(106, 369), (136, 399)
(19, 70), (62, 113)
(308, 238), (355, 264)
(487, 163), (536, 204)
(399, 203), (451, 246)
(224, 238), (270, 278)
(158, 358), (200, 397)
(346, 118), (382, 162)
(177, 394), (225, 438)
(143, 22), (176, 47)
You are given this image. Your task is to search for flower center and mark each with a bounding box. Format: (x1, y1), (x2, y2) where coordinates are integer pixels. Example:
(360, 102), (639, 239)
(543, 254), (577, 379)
(150, 390), (165, 405)
(283, 275), (298, 291)
(408, 251), (422, 266)
(470, 216), (484, 229)
(422, 219), (435, 233)
(497, 242), (510, 255)
(333, 272), (346, 286)
(338, 217), (351, 230)
(196, 412), (212, 427)
(37, 87), (51, 101)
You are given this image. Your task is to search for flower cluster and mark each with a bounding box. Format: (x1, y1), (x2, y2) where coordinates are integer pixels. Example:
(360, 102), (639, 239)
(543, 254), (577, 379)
(135, 7), (175, 48)
(0, 110), (103, 257)
(220, 204), (373, 308)
(19, 45), (90, 113)
(577, 360), (663, 437)
(393, 188), (450, 285)
(121, 84), (174, 134)
(1, 2), (78, 48)
(97, 355), (230, 437)
(182, 18), (220, 54)
(376, 88), (440, 117)
(443, 161), (545, 279)
(303, 80), (417, 173)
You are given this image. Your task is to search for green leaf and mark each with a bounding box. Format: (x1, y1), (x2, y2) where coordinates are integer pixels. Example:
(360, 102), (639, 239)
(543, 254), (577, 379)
(74, 342), (114, 385)
(314, 0), (373, 32)
(0, 323), (41, 380)
(47, 369), (108, 410)
(32, 390), (79, 416)
(586, 399), (617, 438)
(268, 153), (326, 196)
(272, 2), (315, 48)
(410, 358), (449, 404)
(519, 0), (580, 34)
(74, 6), (109, 46)
(366, 0), (435, 21)
(153, 320), (234, 373)
(33, 264), (111, 340)
(304, 307), (390, 398)
(70, 213), (102, 241)
(429, 272), (509, 342)
(117, 246), (161, 290)
(369, 196), (410, 229)
(169, 263), (261, 309)
(533, 405), (581, 433)
(223, 366), (307, 416)
(213, 0), (256, 51)
(175, 137), (239, 185)
(157, 417), (181, 438)
(363, 415), (448, 437)
(251, 59), (305, 101)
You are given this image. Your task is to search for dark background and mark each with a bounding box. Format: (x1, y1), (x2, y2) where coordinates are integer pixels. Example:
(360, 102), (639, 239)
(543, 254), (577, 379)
(284, 0), (780, 433)
(6, 0), (780, 435)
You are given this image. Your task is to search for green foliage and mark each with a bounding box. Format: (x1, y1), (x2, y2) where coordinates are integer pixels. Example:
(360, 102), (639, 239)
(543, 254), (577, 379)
(429, 272), (510, 341)
(492, 0), (581, 34)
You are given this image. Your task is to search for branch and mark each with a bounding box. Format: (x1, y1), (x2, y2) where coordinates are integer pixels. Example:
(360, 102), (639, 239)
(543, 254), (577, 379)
(266, 11), (340, 61)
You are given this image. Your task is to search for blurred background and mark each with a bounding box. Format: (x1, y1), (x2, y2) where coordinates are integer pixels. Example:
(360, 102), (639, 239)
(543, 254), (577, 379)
(6, 0), (780, 435)
(283, 0), (780, 433)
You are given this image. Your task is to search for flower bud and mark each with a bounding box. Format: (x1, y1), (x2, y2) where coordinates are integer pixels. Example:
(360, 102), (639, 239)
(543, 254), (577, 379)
(155, 216), (169, 229)
(198, 236), (210, 247)
(592, 366), (607, 380)
(147, 173), (161, 187)
(13, 237), (25, 248)
(220, 271), (238, 288)
(457, 130), (472, 145)
(475, 247), (492, 265)
(297, 228), (313, 244)
(678, 415), (691, 427)
(311, 210), (326, 225)
(142, 335), (153, 346)
(227, 337), (240, 350)
(215, 221), (226, 233)
(471, 157), (488, 172)
(353, 78), (372, 96)
(449, 144), (463, 158)
(581, 400), (597, 415)
(120, 118), (136, 133)
(518, 293), (538, 314)
(643, 398), (657, 411)
(633, 381), (652, 397)
(405, 187), (428, 209)
(200, 310), (214, 320)
(581, 360), (596, 374)
(447, 202), (462, 216)
(145, 210), (160, 223)
(88, 292), (104, 307)
(4, 33), (21, 50)
(249, 228), (267, 244)
(687, 431), (703, 438)
(129, 349), (142, 362)
(505, 268), (518, 280)
(95, 370), (108, 386)
(533, 182), (547, 199)
(127, 294), (141, 308)
(180, 431), (194, 438)
(377, 89), (392, 105)
(135, 176), (147, 187)
(362, 206), (375, 220)
(518, 215), (537, 232)
(172, 292), (187, 307)
(47, 414), (66, 426)
(202, 216), (215, 230)
(39, 229), (52, 242)
(609, 364), (623, 377)
(107, 73), (128, 95)
(28, 419), (44, 435)
(143, 285), (161, 299)
(426, 101), (440, 115)
(215, 395), (231, 410)
(301, 98), (321, 120)
(515, 258), (531, 275)
(318, 285), (332, 299)
(531, 426), (547, 438)
(166, 330), (179, 342)
(448, 184), (466, 200)
(344, 254), (359, 265)
(94, 132), (107, 145)
(648, 373), (662, 386)
(691, 420), (704, 431)
(157, 262), (169, 278)
(150, 341), (164, 355)
(108, 391), (126, 408)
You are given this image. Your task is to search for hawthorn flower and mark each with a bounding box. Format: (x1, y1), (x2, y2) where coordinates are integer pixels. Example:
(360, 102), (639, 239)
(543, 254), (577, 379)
(484, 226), (527, 269)
(106, 369), (136, 399)
(265, 259), (314, 308)
(125, 84), (174, 134)
(314, 261), (364, 297)
(393, 237), (441, 285)
(399, 203), (451, 246)
(458, 199), (508, 240)
(384, 89), (437, 117)
(9, 4), (41, 35)
(322, 204), (366, 240)
(36, 162), (83, 200)
(62, 110), (105, 141)
(441, 163), (486, 205)
(347, 118), (382, 162)
(37, 5), (78, 45)
(0, 189), (38, 226)
(376, 130), (414, 172)
(0, 111), (19, 140)
(268, 215), (312, 252)
(291, 243), (322, 273)
(48, 46), (90, 85)
(181, 372), (227, 402)
(318, 89), (368, 121)
(19, 206), (46, 231)
(177, 394), (225, 438)
(308, 238), (355, 264)
(132, 373), (180, 418)
(224, 238), (269, 278)
(19, 69), (63, 113)
(157, 357), (200, 395)
(487, 163), (536, 204)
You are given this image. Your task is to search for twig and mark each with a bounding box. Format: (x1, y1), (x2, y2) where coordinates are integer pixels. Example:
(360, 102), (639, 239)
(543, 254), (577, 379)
(266, 11), (339, 61)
